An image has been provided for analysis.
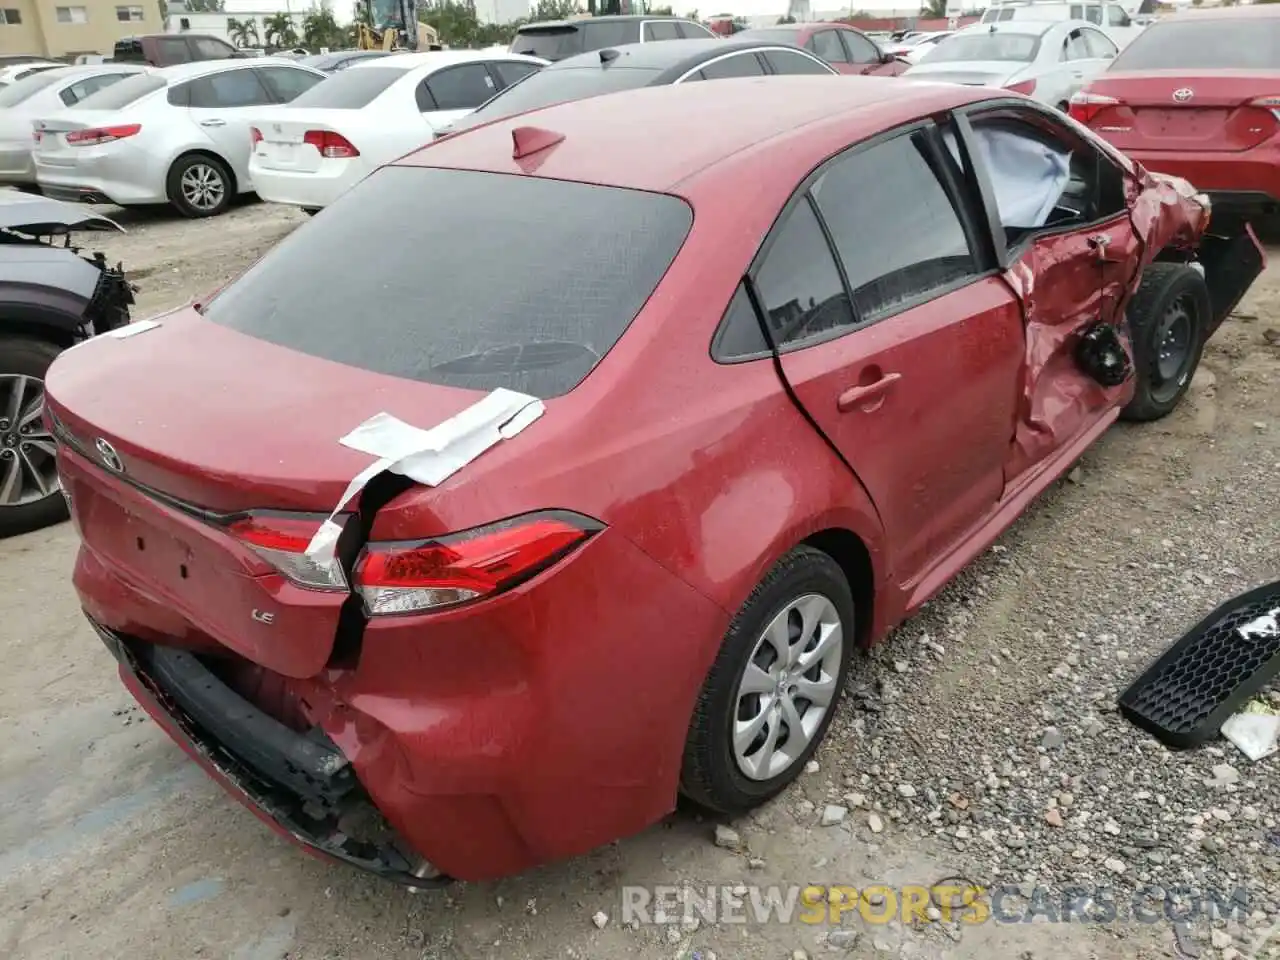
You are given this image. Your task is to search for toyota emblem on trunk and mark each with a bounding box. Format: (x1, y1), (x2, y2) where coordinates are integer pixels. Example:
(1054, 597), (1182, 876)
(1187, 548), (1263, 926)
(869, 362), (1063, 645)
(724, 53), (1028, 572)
(95, 438), (123, 473)
(1172, 87), (1194, 102)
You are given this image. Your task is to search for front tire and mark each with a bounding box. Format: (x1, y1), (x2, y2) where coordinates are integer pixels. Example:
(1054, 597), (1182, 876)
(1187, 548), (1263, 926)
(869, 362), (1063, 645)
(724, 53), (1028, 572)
(680, 546), (855, 814)
(0, 337), (68, 538)
(166, 154), (233, 218)
(1121, 262), (1211, 422)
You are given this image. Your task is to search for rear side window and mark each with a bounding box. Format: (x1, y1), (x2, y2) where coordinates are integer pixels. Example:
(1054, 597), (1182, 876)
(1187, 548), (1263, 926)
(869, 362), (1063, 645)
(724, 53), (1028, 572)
(257, 66), (322, 102)
(159, 37), (193, 63)
(751, 199), (855, 350)
(583, 20), (639, 48)
(811, 130), (977, 326)
(811, 29), (848, 63)
(285, 66), (402, 108)
(202, 167), (693, 399)
(424, 63), (496, 110)
(187, 68), (272, 108)
(644, 20), (680, 40)
(693, 53), (765, 81)
(1111, 18), (1279, 70)
(511, 26), (582, 59)
(491, 59), (540, 88)
(761, 49), (833, 75)
(73, 71), (164, 109)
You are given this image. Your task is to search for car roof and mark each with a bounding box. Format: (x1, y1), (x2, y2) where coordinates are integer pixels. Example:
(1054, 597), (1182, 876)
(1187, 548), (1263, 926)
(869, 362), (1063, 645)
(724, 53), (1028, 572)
(955, 18), (1066, 36)
(404, 76), (997, 197)
(545, 37), (799, 74)
(40, 63), (148, 80)
(517, 14), (679, 28)
(738, 21), (856, 35)
(350, 49), (543, 71)
(1159, 3), (1280, 19)
(155, 57), (320, 81)
(301, 50), (390, 65)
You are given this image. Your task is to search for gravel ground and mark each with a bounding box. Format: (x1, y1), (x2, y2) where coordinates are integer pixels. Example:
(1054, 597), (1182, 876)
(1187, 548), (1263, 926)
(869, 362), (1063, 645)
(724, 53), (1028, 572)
(0, 201), (1277, 960)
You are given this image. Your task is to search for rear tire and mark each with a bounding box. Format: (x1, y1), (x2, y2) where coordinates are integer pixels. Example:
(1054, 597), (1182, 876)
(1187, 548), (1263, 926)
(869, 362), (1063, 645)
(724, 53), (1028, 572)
(166, 153), (233, 218)
(680, 546), (855, 814)
(1121, 262), (1211, 422)
(0, 336), (68, 538)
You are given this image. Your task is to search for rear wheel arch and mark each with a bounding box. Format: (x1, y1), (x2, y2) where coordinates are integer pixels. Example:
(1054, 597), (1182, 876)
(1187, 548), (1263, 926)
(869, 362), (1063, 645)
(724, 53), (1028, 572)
(803, 527), (875, 648)
(170, 148), (239, 193)
(166, 149), (237, 217)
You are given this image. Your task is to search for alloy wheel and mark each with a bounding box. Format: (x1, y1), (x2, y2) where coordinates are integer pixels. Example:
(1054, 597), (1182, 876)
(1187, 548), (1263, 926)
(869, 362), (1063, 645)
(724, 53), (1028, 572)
(0, 374), (59, 508)
(733, 593), (844, 781)
(180, 163), (226, 212)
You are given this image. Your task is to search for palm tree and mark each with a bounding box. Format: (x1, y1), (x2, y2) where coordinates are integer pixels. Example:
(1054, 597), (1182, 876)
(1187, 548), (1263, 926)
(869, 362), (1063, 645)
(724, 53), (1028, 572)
(921, 0), (947, 17)
(263, 11), (299, 50)
(227, 16), (251, 47)
(302, 9), (341, 50)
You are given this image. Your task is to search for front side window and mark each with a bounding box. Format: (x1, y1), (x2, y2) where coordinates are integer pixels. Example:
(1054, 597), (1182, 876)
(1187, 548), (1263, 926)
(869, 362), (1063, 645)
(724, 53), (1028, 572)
(842, 31), (882, 64)
(202, 167), (693, 400)
(187, 68), (271, 108)
(753, 199), (855, 349)
(812, 129), (978, 326)
(811, 29), (848, 63)
(1082, 28), (1117, 59)
(425, 63), (496, 110)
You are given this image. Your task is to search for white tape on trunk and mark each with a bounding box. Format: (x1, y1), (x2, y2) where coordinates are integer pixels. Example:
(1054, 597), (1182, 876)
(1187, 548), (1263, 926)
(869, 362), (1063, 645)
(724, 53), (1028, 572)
(304, 387), (545, 562)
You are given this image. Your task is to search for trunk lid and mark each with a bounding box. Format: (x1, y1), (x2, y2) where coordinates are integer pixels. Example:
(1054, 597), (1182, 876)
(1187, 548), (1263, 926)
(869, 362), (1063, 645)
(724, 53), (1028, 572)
(1080, 70), (1280, 152)
(251, 107), (369, 175)
(32, 109), (124, 165)
(47, 309), (492, 678)
(904, 62), (1019, 87)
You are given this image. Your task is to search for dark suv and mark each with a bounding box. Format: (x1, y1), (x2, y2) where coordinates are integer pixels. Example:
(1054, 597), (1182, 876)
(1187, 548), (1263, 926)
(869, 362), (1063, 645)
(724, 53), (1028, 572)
(510, 14), (715, 61)
(112, 34), (244, 66)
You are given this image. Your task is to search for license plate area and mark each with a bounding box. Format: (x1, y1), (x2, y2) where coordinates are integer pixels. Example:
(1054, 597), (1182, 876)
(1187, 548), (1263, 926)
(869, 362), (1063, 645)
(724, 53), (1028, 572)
(1135, 108), (1229, 139)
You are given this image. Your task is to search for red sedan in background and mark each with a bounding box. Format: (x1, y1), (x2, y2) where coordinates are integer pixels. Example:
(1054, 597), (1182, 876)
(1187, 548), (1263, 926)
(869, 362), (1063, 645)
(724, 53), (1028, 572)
(1069, 5), (1280, 225)
(46, 77), (1261, 887)
(737, 22), (911, 75)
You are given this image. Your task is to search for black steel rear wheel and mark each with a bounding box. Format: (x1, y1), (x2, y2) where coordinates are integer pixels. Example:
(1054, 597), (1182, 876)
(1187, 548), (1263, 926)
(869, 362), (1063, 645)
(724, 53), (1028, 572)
(1121, 262), (1211, 422)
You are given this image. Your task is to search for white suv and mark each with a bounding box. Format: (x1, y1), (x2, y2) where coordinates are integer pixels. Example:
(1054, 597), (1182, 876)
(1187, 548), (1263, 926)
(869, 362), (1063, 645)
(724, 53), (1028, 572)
(981, 2), (1144, 47)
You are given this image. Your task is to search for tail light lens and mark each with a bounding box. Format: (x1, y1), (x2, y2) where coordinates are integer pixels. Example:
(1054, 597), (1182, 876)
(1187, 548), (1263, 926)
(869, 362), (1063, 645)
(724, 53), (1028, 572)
(303, 129), (359, 159)
(228, 512), (348, 591)
(65, 123), (141, 146)
(250, 126), (263, 147)
(32, 129), (41, 143)
(1004, 78), (1036, 96)
(1068, 91), (1119, 125)
(354, 510), (603, 616)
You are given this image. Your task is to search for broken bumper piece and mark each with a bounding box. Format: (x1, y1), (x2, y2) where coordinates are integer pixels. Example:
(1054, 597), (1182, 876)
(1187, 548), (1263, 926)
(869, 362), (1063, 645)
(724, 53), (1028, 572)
(90, 617), (449, 888)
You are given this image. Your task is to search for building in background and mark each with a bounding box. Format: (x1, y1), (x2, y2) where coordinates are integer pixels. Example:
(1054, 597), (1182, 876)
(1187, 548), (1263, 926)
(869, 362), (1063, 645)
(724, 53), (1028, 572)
(0, 0), (163, 57)
(164, 0), (307, 44)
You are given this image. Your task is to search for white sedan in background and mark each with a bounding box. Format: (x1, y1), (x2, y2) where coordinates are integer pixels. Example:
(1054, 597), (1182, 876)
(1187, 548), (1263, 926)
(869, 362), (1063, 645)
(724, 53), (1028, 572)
(0, 64), (149, 191)
(901, 31), (954, 63)
(903, 19), (1117, 111)
(32, 59), (327, 217)
(248, 51), (548, 213)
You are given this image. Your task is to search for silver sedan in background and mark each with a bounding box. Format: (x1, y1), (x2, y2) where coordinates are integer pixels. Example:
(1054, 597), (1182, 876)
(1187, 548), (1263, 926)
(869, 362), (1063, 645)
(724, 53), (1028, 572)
(0, 64), (149, 191)
(32, 58), (327, 217)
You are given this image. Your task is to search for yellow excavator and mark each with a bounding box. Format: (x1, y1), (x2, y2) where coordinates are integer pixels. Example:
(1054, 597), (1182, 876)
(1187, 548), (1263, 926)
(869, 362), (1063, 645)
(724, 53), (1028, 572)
(355, 0), (440, 51)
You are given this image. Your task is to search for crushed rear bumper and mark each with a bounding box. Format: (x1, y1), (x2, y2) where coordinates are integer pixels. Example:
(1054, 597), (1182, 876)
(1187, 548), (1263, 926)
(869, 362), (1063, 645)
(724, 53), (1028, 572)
(91, 617), (449, 888)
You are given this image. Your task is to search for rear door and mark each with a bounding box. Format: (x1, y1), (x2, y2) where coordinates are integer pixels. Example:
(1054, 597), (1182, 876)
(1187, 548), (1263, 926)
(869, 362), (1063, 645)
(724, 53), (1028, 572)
(746, 121), (1024, 586)
(951, 104), (1141, 483)
(184, 67), (278, 186)
(838, 29), (887, 75)
(156, 36), (194, 65)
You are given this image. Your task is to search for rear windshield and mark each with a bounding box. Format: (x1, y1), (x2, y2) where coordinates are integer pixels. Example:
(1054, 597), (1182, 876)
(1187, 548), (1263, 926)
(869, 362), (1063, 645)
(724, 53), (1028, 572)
(511, 26), (583, 59)
(285, 66), (402, 108)
(463, 65), (659, 128)
(0, 69), (63, 107)
(1111, 18), (1280, 71)
(74, 72), (164, 109)
(922, 32), (1039, 63)
(202, 167), (693, 399)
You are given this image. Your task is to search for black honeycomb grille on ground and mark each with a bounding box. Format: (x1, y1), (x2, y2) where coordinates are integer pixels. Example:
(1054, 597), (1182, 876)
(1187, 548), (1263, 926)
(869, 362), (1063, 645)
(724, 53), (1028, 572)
(1118, 581), (1280, 749)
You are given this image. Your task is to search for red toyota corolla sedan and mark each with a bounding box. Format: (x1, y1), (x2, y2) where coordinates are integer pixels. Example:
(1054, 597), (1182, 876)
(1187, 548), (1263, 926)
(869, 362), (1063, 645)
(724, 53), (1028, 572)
(45, 76), (1262, 887)
(1069, 5), (1280, 225)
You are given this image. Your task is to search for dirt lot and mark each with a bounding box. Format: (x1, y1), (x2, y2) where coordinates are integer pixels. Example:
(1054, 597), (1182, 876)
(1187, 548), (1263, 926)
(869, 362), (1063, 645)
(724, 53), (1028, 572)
(1, 200), (1277, 960)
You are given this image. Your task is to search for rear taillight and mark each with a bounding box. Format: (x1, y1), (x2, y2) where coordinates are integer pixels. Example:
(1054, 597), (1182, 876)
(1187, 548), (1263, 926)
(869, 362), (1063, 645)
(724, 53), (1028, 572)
(228, 512), (348, 591)
(354, 510), (603, 616)
(65, 123), (141, 146)
(31, 129), (40, 143)
(303, 129), (359, 159)
(250, 126), (263, 147)
(1068, 91), (1119, 126)
(1005, 78), (1036, 96)
(1248, 95), (1280, 122)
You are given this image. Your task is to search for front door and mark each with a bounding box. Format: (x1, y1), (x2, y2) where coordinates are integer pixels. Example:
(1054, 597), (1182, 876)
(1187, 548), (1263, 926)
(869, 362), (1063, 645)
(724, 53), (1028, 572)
(755, 123), (1025, 586)
(952, 106), (1142, 483)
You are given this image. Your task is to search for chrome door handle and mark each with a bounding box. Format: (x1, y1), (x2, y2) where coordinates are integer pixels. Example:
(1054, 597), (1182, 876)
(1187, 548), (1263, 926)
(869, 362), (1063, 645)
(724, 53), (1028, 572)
(200, 119), (226, 128)
(837, 372), (901, 412)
